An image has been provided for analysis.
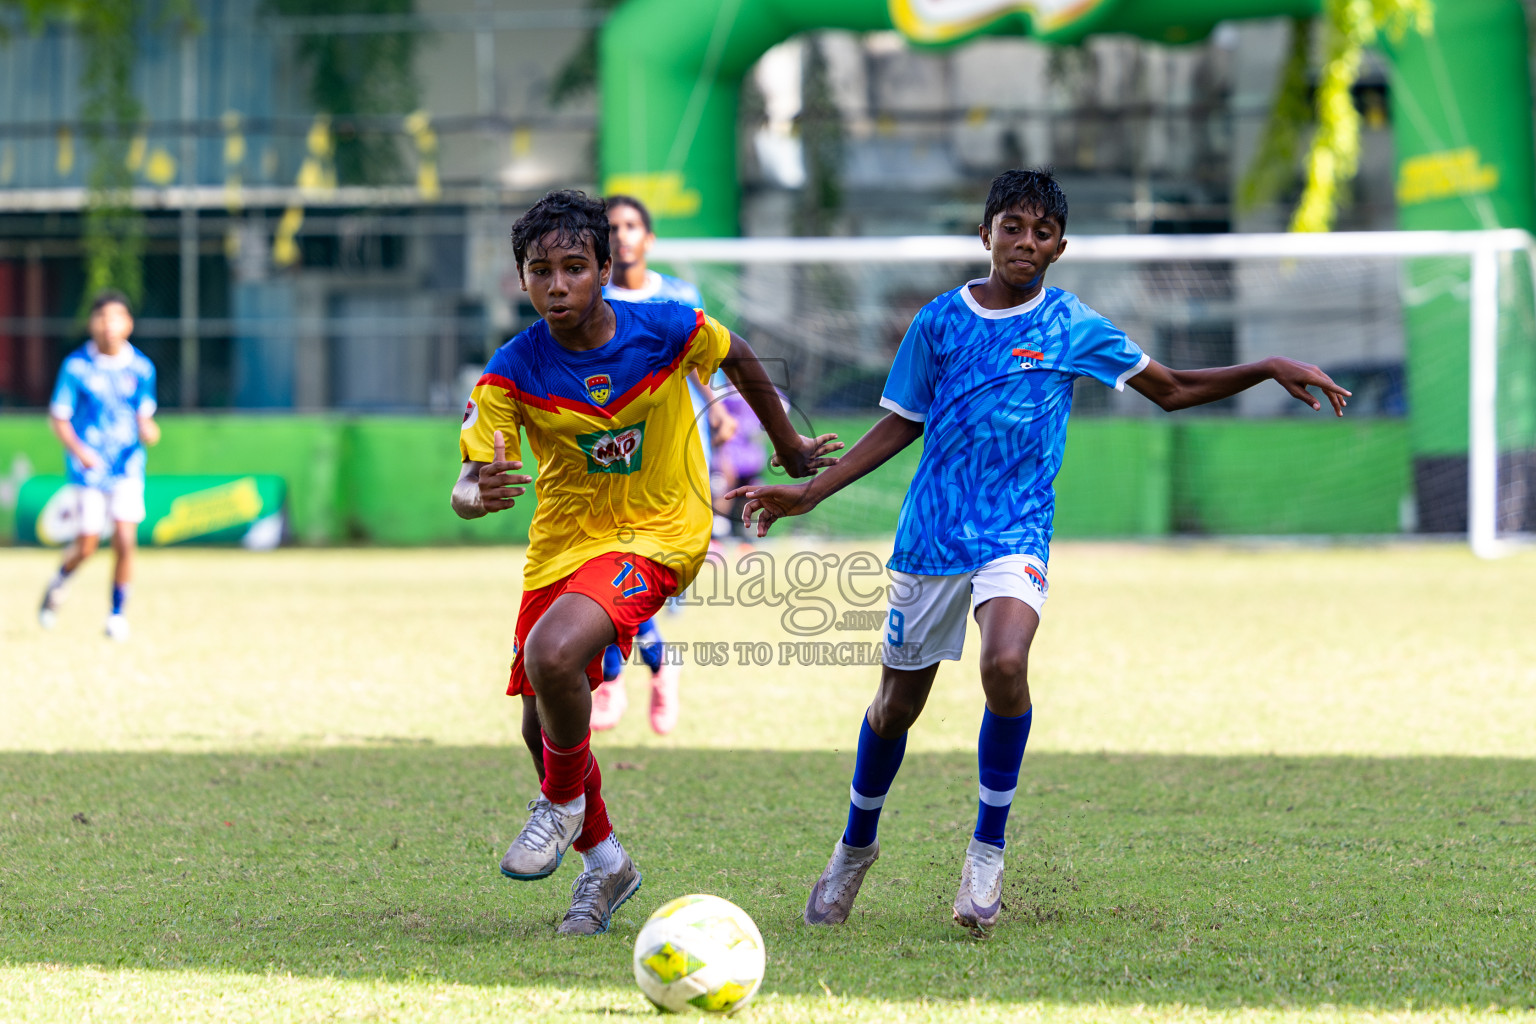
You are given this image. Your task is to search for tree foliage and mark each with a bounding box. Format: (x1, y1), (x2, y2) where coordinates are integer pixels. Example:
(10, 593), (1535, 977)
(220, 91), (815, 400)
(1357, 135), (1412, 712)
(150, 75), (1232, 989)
(266, 0), (420, 187)
(1289, 0), (1434, 232)
(1, 0), (196, 309)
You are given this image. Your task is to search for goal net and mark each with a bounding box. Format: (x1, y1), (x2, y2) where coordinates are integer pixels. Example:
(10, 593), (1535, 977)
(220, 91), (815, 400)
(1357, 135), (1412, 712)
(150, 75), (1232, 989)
(654, 231), (1536, 556)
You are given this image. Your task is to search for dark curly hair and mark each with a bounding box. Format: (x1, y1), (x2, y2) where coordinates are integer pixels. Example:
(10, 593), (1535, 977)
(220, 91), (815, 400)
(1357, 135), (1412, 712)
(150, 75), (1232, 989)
(983, 168), (1068, 232)
(88, 289), (133, 317)
(605, 194), (653, 232)
(511, 189), (611, 269)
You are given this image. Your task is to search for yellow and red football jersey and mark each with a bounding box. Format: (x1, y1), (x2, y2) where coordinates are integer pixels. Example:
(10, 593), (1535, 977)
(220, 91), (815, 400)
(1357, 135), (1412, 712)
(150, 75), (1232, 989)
(460, 301), (732, 589)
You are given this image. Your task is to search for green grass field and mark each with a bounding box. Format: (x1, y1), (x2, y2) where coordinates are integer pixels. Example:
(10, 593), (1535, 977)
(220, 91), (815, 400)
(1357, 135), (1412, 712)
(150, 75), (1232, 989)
(1, 541), (1534, 1022)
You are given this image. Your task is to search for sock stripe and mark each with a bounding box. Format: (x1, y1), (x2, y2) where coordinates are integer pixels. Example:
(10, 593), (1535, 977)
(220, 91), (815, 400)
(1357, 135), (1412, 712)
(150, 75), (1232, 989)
(849, 785), (887, 811)
(978, 784), (1016, 807)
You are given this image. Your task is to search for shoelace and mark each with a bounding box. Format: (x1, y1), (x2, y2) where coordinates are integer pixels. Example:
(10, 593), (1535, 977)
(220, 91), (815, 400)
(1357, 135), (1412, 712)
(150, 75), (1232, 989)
(515, 798), (563, 850)
(566, 870), (609, 920)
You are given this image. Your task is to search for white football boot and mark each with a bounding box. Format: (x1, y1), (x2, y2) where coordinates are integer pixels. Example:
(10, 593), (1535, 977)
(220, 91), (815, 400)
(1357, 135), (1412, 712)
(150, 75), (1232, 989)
(499, 796), (584, 880)
(952, 837), (1005, 936)
(804, 838), (879, 925)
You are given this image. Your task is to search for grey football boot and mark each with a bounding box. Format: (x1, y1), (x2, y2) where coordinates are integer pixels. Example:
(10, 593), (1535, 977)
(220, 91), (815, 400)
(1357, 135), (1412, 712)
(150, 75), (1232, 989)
(38, 577), (67, 629)
(952, 837), (1004, 936)
(500, 796), (584, 880)
(803, 838), (879, 925)
(557, 854), (643, 935)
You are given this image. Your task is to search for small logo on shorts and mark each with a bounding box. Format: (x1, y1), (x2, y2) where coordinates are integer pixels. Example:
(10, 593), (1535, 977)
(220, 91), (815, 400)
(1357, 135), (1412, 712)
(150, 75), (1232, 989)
(585, 373), (613, 405)
(1023, 563), (1047, 593)
(1012, 347), (1046, 371)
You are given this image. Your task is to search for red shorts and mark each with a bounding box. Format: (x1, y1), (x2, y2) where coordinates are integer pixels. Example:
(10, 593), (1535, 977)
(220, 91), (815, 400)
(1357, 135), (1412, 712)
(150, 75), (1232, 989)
(507, 552), (678, 697)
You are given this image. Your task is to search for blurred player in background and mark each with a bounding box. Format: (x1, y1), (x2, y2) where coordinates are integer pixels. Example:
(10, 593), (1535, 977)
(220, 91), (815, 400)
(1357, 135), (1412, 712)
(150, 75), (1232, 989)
(592, 194), (736, 734)
(452, 189), (837, 935)
(710, 372), (771, 552)
(731, 169), (1350, 937)
(37, 290), (159, 641)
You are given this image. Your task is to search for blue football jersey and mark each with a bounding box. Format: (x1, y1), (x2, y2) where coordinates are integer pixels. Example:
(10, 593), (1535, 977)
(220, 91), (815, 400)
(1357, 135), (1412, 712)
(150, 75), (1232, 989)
(881, 280), (1149, 575)
(49, 342), (157, 487)
(603, 270), (703, 309)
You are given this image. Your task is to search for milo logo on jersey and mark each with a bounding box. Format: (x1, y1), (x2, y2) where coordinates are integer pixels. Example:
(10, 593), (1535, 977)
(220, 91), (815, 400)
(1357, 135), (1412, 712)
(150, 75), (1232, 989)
(889, 0), (1108, 44)
(578, 422), (646, 474)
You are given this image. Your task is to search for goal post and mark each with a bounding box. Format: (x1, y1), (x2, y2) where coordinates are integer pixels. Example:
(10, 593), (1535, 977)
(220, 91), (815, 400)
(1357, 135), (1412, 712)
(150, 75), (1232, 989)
(654, 229), (1536, 557)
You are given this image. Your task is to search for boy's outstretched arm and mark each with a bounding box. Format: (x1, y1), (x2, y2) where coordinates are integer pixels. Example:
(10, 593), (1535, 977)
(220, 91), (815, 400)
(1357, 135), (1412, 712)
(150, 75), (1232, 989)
(452, 429), (533, 520)
(1128, 357), (1351, 415)
(726, 412), (924, 537)
(48, 415), (104, 469)
(719, 332), (842, 478)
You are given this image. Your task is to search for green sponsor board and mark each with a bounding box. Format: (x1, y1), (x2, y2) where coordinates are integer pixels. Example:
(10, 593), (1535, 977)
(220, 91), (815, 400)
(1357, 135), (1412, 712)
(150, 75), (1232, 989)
(577, 422), (646, 474)
(15, 475), (287, 548)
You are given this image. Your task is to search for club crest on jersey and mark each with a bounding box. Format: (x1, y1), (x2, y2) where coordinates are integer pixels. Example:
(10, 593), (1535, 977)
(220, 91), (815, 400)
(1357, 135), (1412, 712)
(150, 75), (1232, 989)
(461, 398), (479, 431)
(584, 373), (613, 405)
(577, 421), (646, 474)
(1012, 347), (1046, 371)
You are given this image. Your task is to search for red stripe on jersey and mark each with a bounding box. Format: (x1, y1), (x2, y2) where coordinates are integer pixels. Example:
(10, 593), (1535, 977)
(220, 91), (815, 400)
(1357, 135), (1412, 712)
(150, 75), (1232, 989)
(475, 324), (699, 420)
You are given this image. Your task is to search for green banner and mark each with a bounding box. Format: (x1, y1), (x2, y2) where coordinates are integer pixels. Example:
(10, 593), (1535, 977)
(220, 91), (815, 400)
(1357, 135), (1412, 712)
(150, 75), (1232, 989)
(14, 475), (287, 548)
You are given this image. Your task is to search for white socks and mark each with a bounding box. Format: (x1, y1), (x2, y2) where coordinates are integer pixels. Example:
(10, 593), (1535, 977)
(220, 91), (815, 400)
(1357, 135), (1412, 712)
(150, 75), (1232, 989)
(580, 835), (626, 875)
(550, 794), (586, 816)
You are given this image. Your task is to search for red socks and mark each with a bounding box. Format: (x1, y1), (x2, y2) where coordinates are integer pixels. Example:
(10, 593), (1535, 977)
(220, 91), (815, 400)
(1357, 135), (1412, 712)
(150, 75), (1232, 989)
(540, 730), (613, 851)
(575, 755), (611, 852)
(541, 732), (591, 803)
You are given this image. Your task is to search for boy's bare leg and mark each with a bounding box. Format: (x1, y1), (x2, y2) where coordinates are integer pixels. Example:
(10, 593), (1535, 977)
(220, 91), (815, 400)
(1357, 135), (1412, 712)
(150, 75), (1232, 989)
(866, 662), (941, 739)
(511, 591), (643, 934)
(974, 598), (1037, 716)
(111, 520), (135, 588)
(38, 532), (101, 629)
(524, 593), (614, 747)
(500, 594), (615, 882)
(520, 694), (544, 782)
(64, 532), (100, 573)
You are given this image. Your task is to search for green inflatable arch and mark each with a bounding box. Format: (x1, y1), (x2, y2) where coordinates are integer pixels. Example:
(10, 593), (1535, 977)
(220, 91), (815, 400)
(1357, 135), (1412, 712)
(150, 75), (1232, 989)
(598, 0), (1535, 529)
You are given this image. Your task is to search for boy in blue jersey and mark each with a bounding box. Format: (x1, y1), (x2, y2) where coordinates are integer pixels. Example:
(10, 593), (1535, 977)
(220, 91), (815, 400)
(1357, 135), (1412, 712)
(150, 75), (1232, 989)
(591, 194), (736, 735)
(729, 170), (1350, 936)
(38, 290), (160, 641)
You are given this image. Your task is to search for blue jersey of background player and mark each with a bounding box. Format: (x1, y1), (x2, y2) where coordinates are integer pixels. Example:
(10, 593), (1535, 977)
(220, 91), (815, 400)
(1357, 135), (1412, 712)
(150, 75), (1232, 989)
(38, 289), (161, 641)
(729, 168), (1351, 936)
(592, 194), (736, 737)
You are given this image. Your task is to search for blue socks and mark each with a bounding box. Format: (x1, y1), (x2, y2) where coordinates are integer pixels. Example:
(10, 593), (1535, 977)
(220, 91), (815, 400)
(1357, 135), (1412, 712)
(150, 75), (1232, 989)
(975, 706), (1032, 850)
(843, 713), (907, 848)
(601, 619), (665, 680)
(601, 644), (624, 682)
(636, 617), (664, 674)
(111, 584), (129, 616)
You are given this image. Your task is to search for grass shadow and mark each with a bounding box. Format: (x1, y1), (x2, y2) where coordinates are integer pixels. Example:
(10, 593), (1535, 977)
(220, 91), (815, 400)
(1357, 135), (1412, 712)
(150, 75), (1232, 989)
(1, 747), (1532, 1009)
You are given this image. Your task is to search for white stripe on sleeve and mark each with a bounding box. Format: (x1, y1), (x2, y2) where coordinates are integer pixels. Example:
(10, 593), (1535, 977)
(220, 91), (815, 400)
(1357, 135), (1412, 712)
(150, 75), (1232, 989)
(878, 396), (927, 423)
(1113, 351), (1151, 392)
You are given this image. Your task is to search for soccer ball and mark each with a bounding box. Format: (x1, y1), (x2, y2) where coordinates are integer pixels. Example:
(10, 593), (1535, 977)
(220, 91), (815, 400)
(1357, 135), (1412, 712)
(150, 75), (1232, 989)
(632, 894), (766, 1014)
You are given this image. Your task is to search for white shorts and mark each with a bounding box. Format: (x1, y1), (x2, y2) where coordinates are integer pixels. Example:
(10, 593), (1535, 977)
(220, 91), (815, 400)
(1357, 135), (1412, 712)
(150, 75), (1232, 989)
(881, 554), (1048, 670)
(76, 479), (146, 536)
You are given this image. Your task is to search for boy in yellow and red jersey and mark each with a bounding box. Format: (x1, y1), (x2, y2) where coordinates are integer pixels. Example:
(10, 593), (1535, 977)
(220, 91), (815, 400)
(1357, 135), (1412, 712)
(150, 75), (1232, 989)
(451, 190), (839, 936)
